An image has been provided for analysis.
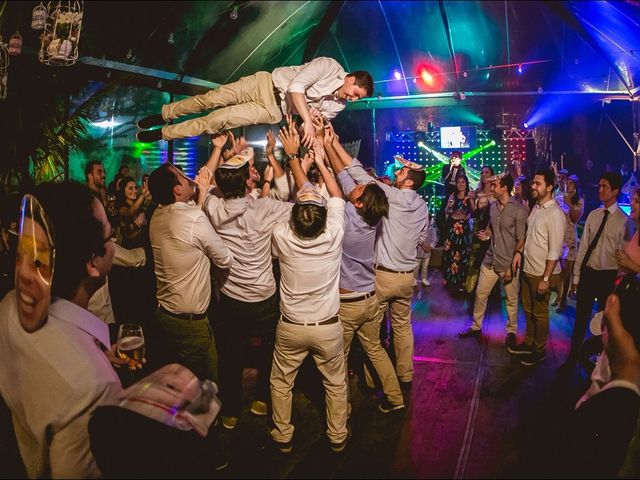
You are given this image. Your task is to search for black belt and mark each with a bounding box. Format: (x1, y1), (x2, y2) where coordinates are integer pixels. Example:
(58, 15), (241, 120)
(273, 85), (282, 107)
(159, 306), (207, 321)
(376, 265), (414, 274)
(281, 315), (339, 326)
(340, 291), (376, 303)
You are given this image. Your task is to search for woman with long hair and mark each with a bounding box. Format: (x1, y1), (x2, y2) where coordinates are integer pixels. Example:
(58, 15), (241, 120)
(115, 177), (151, 249)
(443, 175), (473, 290)
(555, 174), (585, 312)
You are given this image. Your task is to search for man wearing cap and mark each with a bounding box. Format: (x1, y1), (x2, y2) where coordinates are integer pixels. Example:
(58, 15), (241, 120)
(442, 152), (466, 199)
(268, 121), (349, 453)
(341, 147), (429, 389)
(136, 57), (373, 148)
(323, 125), (405, 413)
(193, 149), (293, 430)
(148, 163), (233, 381)
(458, 173), (527, 348)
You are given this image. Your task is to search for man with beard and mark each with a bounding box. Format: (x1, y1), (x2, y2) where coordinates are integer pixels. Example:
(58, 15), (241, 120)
(509, 169), (566, 366)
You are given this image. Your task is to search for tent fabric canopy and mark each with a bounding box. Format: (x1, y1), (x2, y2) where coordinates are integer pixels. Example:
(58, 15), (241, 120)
(2, 1), (639, 97)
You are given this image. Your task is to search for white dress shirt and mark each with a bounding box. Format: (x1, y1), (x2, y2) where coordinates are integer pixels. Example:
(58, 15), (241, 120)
(202, 194), (292, 302)
(523, 198), (566, 276)
(271, 197), (345, 323)
(573, 203), (635, 283)
(150, 202), (233, 315)
(271, 57), (348, 120)
(0, 292), (122, 478)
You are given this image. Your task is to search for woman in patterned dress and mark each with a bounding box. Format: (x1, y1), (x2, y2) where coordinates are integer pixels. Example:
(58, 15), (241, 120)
(443, 175), (473, 290)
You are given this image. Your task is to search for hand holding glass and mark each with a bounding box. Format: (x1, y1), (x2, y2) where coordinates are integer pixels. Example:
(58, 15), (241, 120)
(117, 323), (146, 370)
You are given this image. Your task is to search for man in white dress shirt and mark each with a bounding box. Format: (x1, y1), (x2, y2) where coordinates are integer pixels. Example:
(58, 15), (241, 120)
(136, 57), (373, 147)
(563, 172), (635, 366)
(0, 182), (122, 478)
(509, 168), (566, 366)
(269, 121), (348, 453)
(148, 163), (233, 381)
(195, 152), (293, 430)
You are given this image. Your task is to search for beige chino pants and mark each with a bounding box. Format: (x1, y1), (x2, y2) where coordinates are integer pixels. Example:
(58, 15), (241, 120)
(374, 269), (416, 382)
(270, 320), (348, 444)
(161, 71), (283, 140)
(471, 264), (519, 334)
(340, 295), (403, 406)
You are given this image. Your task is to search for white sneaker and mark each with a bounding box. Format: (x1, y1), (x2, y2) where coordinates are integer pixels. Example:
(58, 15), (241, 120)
(422, 280), (431, 287)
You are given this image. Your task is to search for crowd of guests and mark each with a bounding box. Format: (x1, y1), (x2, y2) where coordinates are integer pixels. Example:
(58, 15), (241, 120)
(1, 114), (640, 476)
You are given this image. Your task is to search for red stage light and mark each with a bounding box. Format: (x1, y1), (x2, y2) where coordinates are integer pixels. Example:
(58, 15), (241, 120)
(415, 63), (441, 91)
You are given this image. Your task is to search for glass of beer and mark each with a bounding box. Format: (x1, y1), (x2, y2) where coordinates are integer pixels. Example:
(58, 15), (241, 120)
(117, 323), (145, 370)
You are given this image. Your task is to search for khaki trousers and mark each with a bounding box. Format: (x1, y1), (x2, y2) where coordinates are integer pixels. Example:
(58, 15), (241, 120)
(521, 272), (559, 352)
(471, 264), (519, 334)
(161, 71), (283, 140)
(340, 295), (403, 406)
(270, 320), (347, 444)
(375, 269), (416, 382)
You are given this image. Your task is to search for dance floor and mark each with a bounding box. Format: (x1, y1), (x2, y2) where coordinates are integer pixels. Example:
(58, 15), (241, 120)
(217, 268), (597, 478)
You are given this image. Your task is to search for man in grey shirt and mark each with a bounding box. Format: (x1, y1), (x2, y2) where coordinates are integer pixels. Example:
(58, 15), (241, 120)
(459, 174), (527, 348)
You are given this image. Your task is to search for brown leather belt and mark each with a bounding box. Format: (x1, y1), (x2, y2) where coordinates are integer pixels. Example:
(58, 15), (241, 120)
(340, 291), (376, 303)
(376, 265), (414, 274)
(159, 306), (207, 321)
(281, 315), (339, 326)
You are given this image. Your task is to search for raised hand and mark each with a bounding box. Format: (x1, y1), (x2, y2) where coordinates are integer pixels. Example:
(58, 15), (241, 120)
(230, 133), (248, 156)
(266, 130), (276, 156)
(310, 109), (325, 138)
(210, 132), (229, 149)
(312, 137), (326, 168)
(279, 115), (301, 157)
(301, 150), (315, 173)
(194, 166), (213, 191)
(301, 121), (316, 149)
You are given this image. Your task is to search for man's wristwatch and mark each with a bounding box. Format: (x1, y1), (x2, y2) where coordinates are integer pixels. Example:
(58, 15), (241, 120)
(542, 275), (550, 282)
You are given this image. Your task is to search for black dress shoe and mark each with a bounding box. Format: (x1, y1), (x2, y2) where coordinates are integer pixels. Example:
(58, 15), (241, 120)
(458, 327), (482, 339)
(137, 129), (163, 143)
(137, 113), (166, 130)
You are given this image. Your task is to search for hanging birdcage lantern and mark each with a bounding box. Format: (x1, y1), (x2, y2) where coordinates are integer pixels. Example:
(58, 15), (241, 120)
(39, 1), (84, 66)
(31, 2), (48, 30)
(0, 38), (9, 100)
(8, 32), (23, 56)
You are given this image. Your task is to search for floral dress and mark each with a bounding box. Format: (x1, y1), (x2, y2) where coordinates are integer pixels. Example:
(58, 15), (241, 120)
(443, 195), (473, 289)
